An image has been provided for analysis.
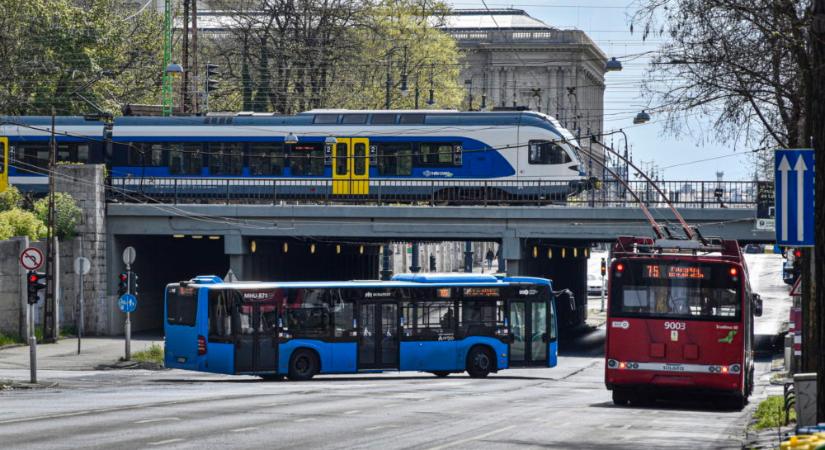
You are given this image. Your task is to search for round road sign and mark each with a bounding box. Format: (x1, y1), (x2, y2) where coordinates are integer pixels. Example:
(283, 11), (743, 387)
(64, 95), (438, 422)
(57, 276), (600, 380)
(122, 246), (136, 266)
(118, 294), (137, 313)
(74, 257), (91, 275)
(20, 247), (44, 271)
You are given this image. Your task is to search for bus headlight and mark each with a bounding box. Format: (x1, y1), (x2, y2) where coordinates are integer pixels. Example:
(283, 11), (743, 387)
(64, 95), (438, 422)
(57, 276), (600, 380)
(729, 364), (741, 374)
(607, 359), (618, 368)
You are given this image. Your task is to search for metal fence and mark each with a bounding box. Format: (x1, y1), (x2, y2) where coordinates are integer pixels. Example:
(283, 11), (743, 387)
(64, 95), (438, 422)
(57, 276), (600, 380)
(108, 177), (767, 209)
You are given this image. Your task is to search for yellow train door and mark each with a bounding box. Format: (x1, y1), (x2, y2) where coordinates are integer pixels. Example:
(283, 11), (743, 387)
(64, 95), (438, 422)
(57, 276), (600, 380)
(331, 138), (369, 195)
(0, 137), (8, 193)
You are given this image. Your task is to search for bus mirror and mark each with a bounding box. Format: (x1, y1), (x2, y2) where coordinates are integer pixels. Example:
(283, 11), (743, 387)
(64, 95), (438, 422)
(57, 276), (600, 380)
(752, 294), (763, 317)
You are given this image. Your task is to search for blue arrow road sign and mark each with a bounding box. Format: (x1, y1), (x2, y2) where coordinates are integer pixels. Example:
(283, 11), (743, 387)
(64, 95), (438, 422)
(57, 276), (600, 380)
(118, 293), (137, 313)
(775, 149), (815, 246)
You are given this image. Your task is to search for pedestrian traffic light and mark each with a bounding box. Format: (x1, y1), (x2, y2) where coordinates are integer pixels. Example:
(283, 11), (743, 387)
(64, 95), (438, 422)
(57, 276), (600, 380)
(600, 258), (606, 277)
(26, 271), (46, 305)
(129, 272), (139, 296)
(118, 272), (128, 296)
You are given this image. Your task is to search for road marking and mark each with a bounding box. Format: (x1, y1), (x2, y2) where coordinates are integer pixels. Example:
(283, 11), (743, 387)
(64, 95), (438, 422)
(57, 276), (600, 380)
(343, 410), (361, 415)
(135, 417), (180, 424)
(149, 438), (184, 446)
(427, 425), (515, 450)
(265, 402), (286, 407)
(365, 424), (399, 431)
(294, 418), (316, 423)
(231, 427), (258, 433)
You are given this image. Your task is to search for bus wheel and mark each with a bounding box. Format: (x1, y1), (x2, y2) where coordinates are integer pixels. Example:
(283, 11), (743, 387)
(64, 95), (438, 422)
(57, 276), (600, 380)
(432, 371), (450, 378)
(288, 350), (319, 381)
(611, 390), (629, 406)
(466, 347), (493, 378)
(727, 393), (747, 410)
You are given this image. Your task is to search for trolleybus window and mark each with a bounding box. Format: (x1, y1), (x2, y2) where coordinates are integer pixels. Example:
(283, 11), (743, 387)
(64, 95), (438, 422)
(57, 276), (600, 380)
(166, 286), (197, 326)
(611, 262), (741, 320)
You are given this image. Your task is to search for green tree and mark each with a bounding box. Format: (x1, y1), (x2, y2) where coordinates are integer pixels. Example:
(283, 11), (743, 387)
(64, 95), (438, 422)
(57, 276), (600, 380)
(0, 0), (163, 116)
(0, 209), (46, 240)
(34, 193), (82, 240)
(0, 186), (23, 212)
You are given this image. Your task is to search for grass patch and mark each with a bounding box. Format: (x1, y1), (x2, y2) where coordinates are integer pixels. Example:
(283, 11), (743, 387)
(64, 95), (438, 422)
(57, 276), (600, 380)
(0, 332), (24, 346)
(131, 343), (164, 365)
(752, 395), (795, 430)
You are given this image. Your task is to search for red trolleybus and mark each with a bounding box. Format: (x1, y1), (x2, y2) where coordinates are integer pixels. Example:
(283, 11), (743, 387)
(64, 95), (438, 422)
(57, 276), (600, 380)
(605, 236), (763, 409)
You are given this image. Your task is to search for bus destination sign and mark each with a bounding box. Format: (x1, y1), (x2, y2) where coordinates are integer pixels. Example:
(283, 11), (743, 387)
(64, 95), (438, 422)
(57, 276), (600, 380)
(463, 287), (499, 297)
(643, 264), (710, 280)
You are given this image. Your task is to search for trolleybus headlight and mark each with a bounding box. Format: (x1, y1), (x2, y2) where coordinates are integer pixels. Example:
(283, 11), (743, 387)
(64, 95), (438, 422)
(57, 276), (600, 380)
(607, 359), (618, 368)
(729, 364), (741, 374)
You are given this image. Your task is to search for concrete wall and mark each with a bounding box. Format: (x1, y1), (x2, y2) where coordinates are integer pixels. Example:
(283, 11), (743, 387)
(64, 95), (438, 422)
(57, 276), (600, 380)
(0, 237), (29, 338)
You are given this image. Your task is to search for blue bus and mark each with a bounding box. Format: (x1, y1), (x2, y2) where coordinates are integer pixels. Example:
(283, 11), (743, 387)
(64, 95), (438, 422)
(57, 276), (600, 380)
(164, 273), (558, 380)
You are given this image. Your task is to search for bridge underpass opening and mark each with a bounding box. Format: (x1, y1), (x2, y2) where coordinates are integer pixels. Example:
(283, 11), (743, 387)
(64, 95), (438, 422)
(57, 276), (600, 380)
(522, 240), (591, 330)
(112, 236), (381, 333)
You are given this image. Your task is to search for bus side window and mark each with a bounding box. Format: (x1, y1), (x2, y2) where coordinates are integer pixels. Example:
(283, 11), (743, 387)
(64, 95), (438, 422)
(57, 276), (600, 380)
(208, 291), (232, 340)
(332, 293), (355, 337)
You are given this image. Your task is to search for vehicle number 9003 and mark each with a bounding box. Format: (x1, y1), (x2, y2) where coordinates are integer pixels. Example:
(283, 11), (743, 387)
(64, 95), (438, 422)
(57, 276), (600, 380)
(664, 322), (686, 330)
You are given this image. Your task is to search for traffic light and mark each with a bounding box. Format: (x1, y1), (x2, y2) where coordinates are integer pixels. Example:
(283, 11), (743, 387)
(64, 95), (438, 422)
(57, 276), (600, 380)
(26, 271), (46, 305)
(600, 258), (606, 277)
(205, 64), (220, 94)
(129, 272), (139, 296)
(118, 272), (128, 296)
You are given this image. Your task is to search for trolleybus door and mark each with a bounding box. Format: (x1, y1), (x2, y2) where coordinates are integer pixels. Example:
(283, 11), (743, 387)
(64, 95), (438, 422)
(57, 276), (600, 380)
(234, 297), (278, 374)
(332, 137), (369, 195)
(508, 299), (549, 366)
(358, 302), (399, 369)
(0, 137), (8, 193)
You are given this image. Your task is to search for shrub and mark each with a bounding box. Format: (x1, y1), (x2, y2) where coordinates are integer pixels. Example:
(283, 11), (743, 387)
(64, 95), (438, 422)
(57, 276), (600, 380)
(0, 186), (22, 212)
(34, 192), (82, 240)
(0, 208), (46, 240)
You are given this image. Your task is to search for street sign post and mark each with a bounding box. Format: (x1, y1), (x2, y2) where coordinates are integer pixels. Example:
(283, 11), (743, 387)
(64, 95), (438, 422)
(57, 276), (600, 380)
(19, 247), (44, 384)
(121, 246), (137, 360)
(775, 149), (815, 247)
(74, 256), (90, 354)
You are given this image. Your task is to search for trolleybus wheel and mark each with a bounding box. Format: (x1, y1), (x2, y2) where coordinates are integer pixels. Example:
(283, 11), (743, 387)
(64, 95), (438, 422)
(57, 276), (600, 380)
(288, 349), (319, 381)
(727, 393), (747, 411)
(431, 371), (450, 378)
(466, 347), (493, 378)
(611, 390), (629, 406)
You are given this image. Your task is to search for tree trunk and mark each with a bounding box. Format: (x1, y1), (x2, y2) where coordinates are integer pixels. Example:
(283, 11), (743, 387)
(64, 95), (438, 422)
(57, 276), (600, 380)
(810, 0), (825, 423)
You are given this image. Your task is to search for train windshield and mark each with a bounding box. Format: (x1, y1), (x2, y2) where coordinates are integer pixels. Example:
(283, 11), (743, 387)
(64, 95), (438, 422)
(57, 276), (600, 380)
(610, 260), (741, 321)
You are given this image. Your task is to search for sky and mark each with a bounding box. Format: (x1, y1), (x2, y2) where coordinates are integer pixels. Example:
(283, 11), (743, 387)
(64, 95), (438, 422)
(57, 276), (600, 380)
(447, 0), (759, 181)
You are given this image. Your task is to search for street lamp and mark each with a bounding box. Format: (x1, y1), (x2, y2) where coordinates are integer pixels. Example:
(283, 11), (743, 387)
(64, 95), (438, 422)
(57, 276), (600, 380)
(633, 110), (651, 124)
(605, 57), (623, 72)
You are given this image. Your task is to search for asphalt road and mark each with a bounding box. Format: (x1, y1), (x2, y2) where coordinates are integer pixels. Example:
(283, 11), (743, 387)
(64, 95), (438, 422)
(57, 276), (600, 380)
(0, 253), (788, 450)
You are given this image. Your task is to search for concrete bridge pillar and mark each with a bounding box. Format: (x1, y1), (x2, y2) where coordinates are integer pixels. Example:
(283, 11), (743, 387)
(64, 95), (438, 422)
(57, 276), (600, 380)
(500, 235), (523, 276)
(224, 235), (247, 281)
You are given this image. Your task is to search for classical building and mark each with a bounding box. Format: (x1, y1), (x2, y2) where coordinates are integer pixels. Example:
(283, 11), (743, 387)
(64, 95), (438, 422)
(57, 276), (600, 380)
(441, 9), (607, 138)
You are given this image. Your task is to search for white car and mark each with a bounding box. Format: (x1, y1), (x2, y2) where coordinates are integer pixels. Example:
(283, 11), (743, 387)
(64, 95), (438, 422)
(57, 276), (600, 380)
(587, 274), (604, 296)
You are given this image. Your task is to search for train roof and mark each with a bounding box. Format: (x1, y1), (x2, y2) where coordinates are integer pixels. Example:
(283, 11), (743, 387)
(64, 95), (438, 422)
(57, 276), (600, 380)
(0, 116), (103, 126)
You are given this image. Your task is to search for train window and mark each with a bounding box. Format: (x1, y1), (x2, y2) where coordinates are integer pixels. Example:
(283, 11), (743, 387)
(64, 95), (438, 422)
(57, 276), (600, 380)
(290, 143), (324, 176)
(419, 143), (456, 165)
(342, 114), (367, 124)
(377, 143), (412, 176)
(399, 114), (425, 125)
(528, 140), (572, 165)
(77, 145), (89, 163)
(353, 142), (367, 175)
(370, 114), (397, 125)
(249, 143), (284, 176)
(19, 144), (49, 174)
(170, 143), (203, 175)
(335, 143), (348, 175)
(208, 143), (242, 176)
(313, 114), (339, 124)
(128, 143), (165, 166)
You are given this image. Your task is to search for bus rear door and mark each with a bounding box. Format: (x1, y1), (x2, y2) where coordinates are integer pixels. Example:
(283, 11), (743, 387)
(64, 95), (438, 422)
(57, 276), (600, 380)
(508, 288), (551, 367)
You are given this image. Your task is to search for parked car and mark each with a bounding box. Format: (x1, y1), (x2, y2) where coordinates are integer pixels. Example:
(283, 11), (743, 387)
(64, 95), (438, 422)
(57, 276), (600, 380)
(587, 274), (604, 296)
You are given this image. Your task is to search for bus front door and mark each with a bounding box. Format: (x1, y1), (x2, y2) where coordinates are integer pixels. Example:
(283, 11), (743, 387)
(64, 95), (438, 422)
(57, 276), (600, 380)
(358, 302), (398, 370)
(508, 300), (549, 367)
(235, 302), (278, 374)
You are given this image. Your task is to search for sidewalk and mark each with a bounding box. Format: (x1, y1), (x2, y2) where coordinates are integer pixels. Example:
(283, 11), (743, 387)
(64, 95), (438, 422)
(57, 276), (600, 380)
(0, 335), (162, 371)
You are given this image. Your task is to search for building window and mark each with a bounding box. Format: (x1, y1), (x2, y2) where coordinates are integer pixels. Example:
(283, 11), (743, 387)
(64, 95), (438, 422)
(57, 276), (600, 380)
(528, 140), (572, 165)
(377, 143), (413, 176)
(249, 143), (284, 176)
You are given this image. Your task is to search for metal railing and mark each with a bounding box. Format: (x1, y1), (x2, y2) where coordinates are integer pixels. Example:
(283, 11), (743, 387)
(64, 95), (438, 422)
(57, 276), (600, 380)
(108, 177), (767, 209)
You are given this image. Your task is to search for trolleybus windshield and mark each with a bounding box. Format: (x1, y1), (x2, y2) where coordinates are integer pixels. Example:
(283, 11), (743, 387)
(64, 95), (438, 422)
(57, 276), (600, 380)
(611, 261), (741, 321)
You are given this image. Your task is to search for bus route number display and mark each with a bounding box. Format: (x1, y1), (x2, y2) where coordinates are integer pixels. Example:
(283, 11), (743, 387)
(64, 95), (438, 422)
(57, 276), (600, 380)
(643, 264), (709, 280)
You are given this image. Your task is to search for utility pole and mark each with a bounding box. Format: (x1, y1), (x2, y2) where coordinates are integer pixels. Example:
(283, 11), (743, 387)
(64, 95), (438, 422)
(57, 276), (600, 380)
(181, 0), (190, 114)
(809, 0), (825, 422)
(191, 0), (199, 114)
(43, 108), (57, 343)
(161, 0), (174, 116)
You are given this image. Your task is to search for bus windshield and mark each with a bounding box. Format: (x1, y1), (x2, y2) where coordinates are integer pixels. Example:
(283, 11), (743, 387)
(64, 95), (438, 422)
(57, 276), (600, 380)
(611, 261), (741, 321)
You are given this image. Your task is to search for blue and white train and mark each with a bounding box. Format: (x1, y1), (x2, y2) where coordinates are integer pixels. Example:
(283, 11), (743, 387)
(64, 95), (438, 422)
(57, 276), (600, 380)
(1, 109), (588, 199)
